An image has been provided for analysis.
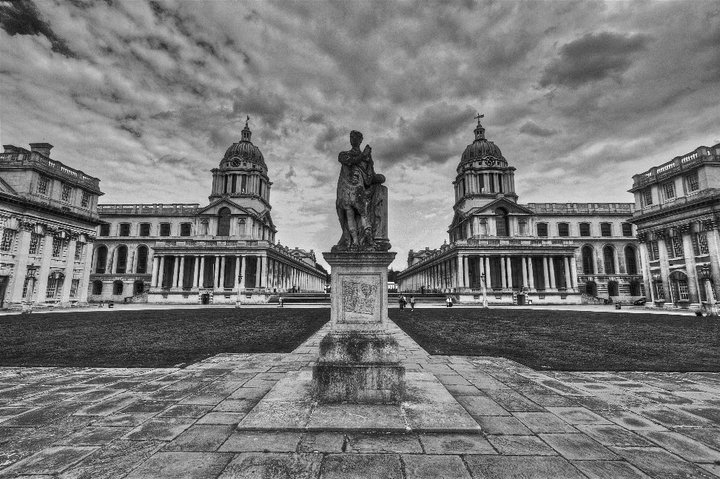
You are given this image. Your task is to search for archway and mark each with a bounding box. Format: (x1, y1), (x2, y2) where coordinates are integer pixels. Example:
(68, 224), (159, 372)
(133, 280), (145, 295)
(607, 280), (619, 297)
(136, 245), (149, 274)
(115, 245), (128, 274)
(94, 245), (108, 274)
(585, 280), (597, 296)
(113, 280), (124, 295)
(603, 245), (616, 274)
(669, 271), (689, 304)
(92, 280), (103, 295)
(624, 245), (638, 275)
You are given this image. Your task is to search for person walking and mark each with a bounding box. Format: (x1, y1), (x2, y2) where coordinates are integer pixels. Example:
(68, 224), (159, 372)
(446, 295), (452, 308)
(398, 295), (405, 310)
(409, 295), (415, 311)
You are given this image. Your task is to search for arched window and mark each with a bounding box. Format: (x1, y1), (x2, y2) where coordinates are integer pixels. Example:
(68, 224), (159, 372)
(624, 245), (638, 275)
(134, 280), (145, 295)
(630, 280), (642, 296)
(585, 280), (597, 296)
(582, 245), (594, 274)
(95, 245), (108, 274)
(115, 245), (128, 274)
(92, 280), (103, 295)
(495, 208), (509, 237)
(217, 207), (231, 236)
(136, 245), (149, 274)
(603, 246), (616, 274)
(608, 280), (619, 296)
(113, 280), (124, 295)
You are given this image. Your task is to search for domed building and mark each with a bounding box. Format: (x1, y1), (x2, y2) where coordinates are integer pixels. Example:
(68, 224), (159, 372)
(397, 116), (643, 304)
(88, 119), (327, 304)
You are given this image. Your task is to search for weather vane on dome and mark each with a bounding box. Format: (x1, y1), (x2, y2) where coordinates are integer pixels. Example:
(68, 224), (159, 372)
(245, 115), (250, 128)
(474, 113), (484, 125)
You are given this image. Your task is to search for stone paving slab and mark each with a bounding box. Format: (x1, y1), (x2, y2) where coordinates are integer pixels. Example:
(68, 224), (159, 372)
(0, 318), (719, 478)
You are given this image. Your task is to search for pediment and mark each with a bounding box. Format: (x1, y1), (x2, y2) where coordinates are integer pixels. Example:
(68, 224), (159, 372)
(0, 177), (18, 196)
(466, 197), (536, 217)
(198, 198), (259, 217)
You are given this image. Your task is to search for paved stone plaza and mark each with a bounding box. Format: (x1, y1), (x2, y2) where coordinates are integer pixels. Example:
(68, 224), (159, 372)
(1, 313), (719, 478)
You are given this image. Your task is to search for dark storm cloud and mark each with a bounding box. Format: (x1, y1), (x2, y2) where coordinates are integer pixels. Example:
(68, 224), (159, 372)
(0, 0), (75, 57)
(540, 32), (652, 88)
(519, 120), (556, 137)
(379, 102), (476, 165)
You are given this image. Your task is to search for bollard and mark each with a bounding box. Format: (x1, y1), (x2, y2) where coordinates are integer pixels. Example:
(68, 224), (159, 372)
(615, 303), (621, 310)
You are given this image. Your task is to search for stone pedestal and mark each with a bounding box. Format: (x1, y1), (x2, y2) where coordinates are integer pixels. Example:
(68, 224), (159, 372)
(313, 251), (405, 404)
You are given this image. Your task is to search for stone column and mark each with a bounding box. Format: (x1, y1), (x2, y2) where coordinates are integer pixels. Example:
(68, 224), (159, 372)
(656, 232), (671, 301)
(240, 255), (247, 290)
(199, 256), (205, 288)
(172, 256), (180, 289)
(527, 257), (536, 291)
(234, 256), (241, 290)
(9, 226), (32, 303)
(78, 241), (94, 303)
(193, 256), (200, 288)
(157, 256), (165, 288)
(563, 256), (572, 291)
(218, 256), (225, 289)
(34, 232), (55, 303)
(542, 257), (550, 291)
(60, 237), (78, 303)
(704, 221), (720, 299)
(638, 238), (654, 302)
(679, 224), (699, 303)
(521, 257), (528, 289)
(259, 255), (266, 288)
(569, 256), (578, 290)
(151, 256), (160, 287)
(255, 256), (262, 288)
(214, 255), (221, 289)
(485, 257), (491, 289)
(506, 256), (513, 289)
(178, 256), (186, 289)
(500, 256), (507, 289)
(548, 257), (557, 290)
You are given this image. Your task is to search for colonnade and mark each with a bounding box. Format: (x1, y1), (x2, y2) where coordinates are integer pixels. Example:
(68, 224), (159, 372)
(399, 253), (578, 293)
(149, 253), (324, 292)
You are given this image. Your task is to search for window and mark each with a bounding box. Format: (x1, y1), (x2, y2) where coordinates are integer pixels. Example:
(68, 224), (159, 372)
(99, 224), (110, 236)
(119, 223), (131, 237)
(518, 219), (527, 236)
(113, 280), (124, 295)
(92, 280), (103, 295)
(662, 181), (676, 201)
(29, 233), (42, 254)
(654, 281), (665, 301)
(94, 245), (108, 273)
(159, 223), (171, 237)
(61, 183), (72, 202)
(558, 223), (569, 237)
(649, 240), (659, 261)
(694, 223), (709, 255)
(603, 246), (616, 274)
(180, 223), (192, 236)
(37, 175), (49, 195)
(81, 191), (90, 208)
(622, 223), (633, 237)
(685, 172), (699, 193)
(582, 245), (595, 274)
(139, 223), (151, 237)
(136, 246), (149, 274)
(671, 235), (684, 258)
(678, 279), (689, 300)
(643, 188), (653, 206)
(1, 229), (16, 252)
(579, 223), (591, 237)
(495, 208), (509, 237)
(625, 245), (638, 275)
(217, 207), (231, 236)
(600, 223), (612, 237)
(115, 245), (128, 274)
(537, 223), (548, 237)
(46, 276), (61, 300)
(52, 236), (63, 258)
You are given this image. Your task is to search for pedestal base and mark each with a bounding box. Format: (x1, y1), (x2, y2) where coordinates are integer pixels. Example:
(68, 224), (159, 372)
(313, 330), (405, 404)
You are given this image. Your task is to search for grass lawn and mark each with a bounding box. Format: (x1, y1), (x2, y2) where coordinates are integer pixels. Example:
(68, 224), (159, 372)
(391, 308), (720, 371)
(0, 308), (329, 368)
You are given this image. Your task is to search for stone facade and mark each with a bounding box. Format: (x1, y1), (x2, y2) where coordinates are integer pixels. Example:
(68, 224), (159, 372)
(396, 118), (642, 304)
(89, 121), (327, 304)
(0, 143), (102, 308)
(629, 142), (720, 308)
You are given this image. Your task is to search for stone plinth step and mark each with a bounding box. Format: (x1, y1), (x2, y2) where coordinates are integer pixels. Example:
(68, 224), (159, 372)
(236, 370), (482, 433)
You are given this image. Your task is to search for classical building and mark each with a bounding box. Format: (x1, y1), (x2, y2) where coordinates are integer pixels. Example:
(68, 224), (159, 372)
(0, 143), (102, 308)
(629, 142), (720, 308)
(396, 118), (642, 304)
(90, 121), (327, 304)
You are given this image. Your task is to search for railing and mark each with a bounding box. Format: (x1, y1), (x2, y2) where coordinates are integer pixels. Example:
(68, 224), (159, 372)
(632, 146), (716, 189)
(98, 203), (200, 216)
(0, 152), (100, 188)
(525, 202), (634, 214)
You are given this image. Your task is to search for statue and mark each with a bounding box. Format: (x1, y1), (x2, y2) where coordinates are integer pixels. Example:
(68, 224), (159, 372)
(333, 130), (390, 252)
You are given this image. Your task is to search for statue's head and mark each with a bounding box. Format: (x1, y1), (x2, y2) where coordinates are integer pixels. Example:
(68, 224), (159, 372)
(349, 130), (363, 148)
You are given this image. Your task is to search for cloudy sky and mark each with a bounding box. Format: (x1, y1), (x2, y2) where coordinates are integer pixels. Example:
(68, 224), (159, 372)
(1, 0), (718, 270)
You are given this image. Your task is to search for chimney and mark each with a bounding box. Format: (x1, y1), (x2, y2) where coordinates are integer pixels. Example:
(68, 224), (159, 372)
(29, 143), (53, 157)
(3, 145), (20, 153)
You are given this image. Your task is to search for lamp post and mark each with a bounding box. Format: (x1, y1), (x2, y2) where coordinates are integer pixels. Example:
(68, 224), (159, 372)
(236, 274), (243, 307)
(698, 266), (717, 317)
(481, 272), (488, 308)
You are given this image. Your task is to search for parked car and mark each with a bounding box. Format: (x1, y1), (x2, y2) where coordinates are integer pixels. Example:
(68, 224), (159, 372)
(632, 297), (647, 306)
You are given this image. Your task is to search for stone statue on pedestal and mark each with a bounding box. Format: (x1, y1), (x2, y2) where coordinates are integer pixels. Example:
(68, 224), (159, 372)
(333, 130), (390, 252)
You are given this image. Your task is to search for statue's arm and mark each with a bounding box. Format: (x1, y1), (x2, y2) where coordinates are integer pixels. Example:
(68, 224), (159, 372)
(338, 151), (363, 166)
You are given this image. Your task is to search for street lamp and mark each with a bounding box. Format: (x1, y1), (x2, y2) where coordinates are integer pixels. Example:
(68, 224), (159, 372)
(698, 265), (717, 316)
(480, 272), (488, 309)
(236, 274), (243, 308)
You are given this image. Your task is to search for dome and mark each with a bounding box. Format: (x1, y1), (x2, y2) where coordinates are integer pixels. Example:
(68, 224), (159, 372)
(459, 116), (505, 166)
(221, 121), (266, 169)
